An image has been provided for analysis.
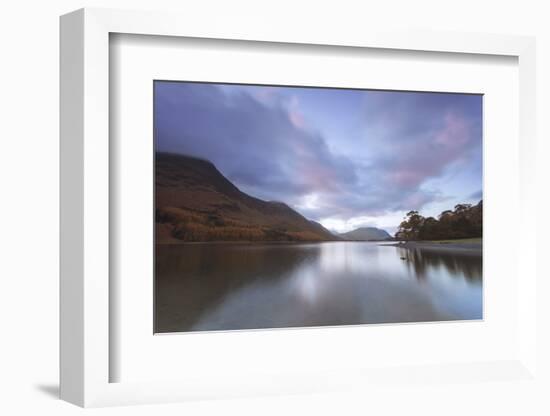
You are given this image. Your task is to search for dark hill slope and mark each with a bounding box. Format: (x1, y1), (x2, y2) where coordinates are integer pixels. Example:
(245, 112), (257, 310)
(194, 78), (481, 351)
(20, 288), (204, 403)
(155, 153), (336, 242)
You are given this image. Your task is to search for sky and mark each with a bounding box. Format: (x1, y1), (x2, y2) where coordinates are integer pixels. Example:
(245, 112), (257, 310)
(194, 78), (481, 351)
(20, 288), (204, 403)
(154, 81), (482, 234)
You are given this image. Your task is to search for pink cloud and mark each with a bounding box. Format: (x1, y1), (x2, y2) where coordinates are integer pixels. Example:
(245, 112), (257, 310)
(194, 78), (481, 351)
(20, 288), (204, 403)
(289, 110), (306, 128)
(434, 112), (470, 148)
(389, 170), (426, 188)
(287, 95), (307, 129)
(385, 111), (475, 189)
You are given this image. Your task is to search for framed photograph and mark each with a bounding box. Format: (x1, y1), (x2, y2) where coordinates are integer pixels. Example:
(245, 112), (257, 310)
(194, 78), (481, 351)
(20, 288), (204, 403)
(60, 8), (539, 407)
(153, 81), (484, 334)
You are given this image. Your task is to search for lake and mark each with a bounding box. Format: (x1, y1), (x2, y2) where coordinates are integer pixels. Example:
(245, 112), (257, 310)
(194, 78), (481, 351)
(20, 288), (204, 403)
(155, 242), (482, 333)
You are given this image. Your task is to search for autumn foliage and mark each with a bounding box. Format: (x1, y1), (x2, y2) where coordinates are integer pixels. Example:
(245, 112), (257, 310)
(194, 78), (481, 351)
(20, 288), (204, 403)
(155, 153), (336, 242)
(156, 206), (329, 242)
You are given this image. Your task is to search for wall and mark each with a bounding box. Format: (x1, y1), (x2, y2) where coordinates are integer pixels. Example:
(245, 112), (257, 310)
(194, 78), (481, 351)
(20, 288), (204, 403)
(1, 1), (548, 415)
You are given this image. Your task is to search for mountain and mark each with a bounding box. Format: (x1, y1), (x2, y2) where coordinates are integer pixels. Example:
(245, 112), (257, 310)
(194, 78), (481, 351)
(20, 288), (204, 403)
(155, 153), (337, 242)
(339, 227), (392, 241)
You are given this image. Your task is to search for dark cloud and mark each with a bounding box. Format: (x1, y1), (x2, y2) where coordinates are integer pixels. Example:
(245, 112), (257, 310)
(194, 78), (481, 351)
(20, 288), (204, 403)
(155, 82), (482, 223)
(155, 82), (357, 206)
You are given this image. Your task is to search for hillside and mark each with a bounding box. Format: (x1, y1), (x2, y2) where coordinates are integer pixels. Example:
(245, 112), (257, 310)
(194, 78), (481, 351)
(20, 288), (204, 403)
(339, 227), (392, 241)
(155, 153), (337, 242)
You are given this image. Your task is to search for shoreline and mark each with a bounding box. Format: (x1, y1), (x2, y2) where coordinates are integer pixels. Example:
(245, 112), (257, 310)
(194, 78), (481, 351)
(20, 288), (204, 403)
(155, 239), (482, 256)
(156, 240), (341, 246)
(384, 240), (482, 255)
(156, 239), (391, 246)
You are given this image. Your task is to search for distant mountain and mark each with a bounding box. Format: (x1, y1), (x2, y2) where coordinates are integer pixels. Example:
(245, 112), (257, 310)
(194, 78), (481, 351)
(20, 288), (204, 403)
(339, 227), (392, 241)
(155, 153), (337, 242)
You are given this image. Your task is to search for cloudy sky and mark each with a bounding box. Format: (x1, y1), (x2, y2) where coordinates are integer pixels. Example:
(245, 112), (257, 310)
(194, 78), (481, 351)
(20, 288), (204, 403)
(155, 81), (482, 234)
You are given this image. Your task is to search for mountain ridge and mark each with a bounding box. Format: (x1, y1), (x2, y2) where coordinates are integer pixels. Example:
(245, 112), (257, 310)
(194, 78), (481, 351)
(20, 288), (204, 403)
(155, 152), (337, 242)
(339, 227), (392, 241)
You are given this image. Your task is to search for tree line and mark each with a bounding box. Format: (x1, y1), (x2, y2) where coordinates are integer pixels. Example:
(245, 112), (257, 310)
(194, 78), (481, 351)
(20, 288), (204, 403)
(395, 200), (482, 241)
(156, 206), (329, 242)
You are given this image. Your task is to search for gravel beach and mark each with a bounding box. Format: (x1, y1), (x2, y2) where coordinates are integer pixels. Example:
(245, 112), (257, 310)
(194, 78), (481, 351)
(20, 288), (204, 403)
(382, 241), (482, 255)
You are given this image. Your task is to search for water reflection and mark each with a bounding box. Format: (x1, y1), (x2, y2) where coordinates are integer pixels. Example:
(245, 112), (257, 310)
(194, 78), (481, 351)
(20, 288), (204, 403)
(155, 242), (483, 333)
(397, 247), (482, 282)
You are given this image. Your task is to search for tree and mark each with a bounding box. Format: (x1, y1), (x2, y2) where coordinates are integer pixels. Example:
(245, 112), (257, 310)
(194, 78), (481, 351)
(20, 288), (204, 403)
(395, 211), (425, 240)
(394, 201), (483, 241)
(418, 217), (440, 240)
(454, 204), (472, 215)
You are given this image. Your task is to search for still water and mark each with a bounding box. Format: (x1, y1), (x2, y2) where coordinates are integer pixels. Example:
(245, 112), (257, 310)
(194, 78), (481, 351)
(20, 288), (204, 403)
(155, 242), (482, 333)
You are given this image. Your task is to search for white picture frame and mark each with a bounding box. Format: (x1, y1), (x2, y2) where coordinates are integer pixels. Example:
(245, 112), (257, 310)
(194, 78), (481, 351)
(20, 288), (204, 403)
(60, 8), (538, 407)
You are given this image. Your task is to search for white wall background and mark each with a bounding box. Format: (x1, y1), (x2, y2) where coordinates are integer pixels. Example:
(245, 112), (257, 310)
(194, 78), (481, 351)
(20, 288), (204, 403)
(1, 1), (548, 415)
